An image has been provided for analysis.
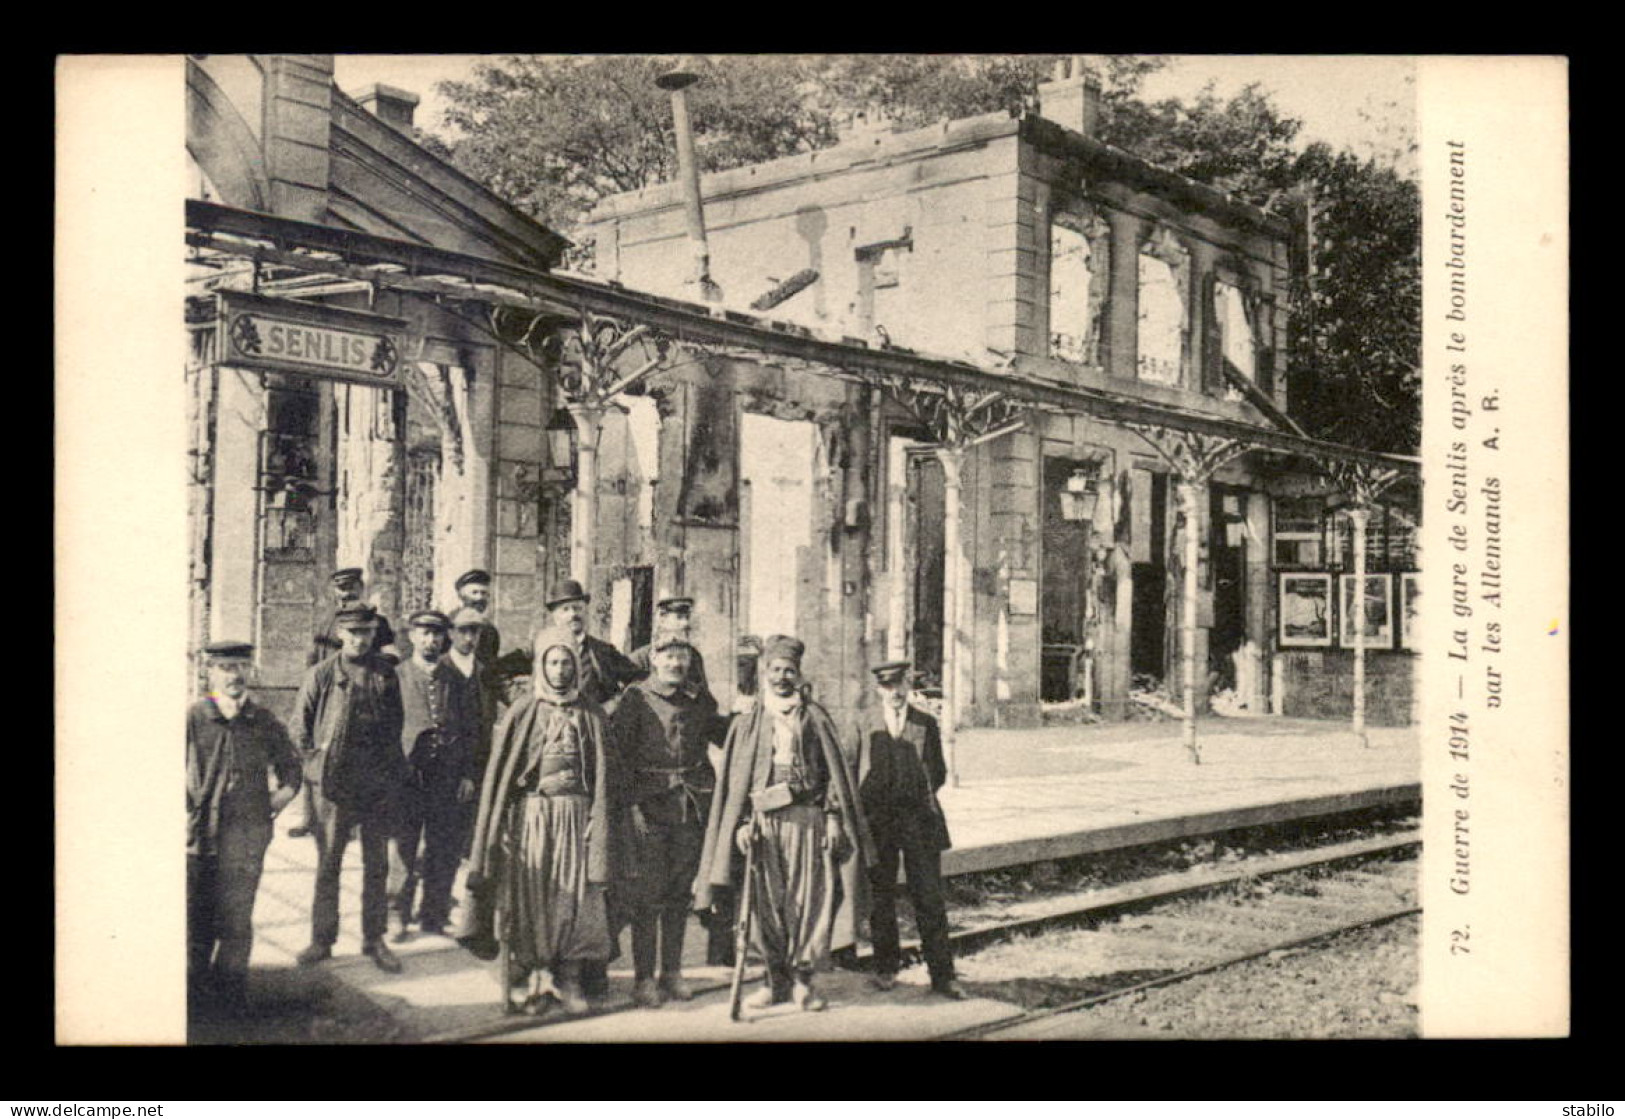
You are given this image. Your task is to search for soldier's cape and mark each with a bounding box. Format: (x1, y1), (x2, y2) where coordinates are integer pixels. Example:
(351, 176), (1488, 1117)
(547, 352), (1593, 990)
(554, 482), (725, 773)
(692, 696), (876, 953)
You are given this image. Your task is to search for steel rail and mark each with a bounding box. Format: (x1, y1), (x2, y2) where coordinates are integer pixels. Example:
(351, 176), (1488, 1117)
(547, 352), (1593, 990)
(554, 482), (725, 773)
(431, 832), (1416, 1044)
(934, 904), (1421, 1041)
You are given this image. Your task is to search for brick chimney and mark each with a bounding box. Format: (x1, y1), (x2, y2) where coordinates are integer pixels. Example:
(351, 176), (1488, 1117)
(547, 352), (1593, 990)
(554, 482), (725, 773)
(1037, 55), (1102, 139)
(357, 83), (420, 131)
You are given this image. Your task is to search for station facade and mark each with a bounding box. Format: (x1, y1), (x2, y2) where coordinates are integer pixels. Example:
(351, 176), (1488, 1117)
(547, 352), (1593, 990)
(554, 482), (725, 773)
(185, 55), (1417, 732)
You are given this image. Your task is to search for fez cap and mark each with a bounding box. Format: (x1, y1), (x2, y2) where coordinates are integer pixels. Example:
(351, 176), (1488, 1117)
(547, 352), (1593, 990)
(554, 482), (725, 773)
(870, 660), (911, 685)
(449, 606), (487, 629)
(408, 610), (451, 631)
(331, 567), (364, 585)
(545, 579), (591, 610)
(204, 640), (254, 661)
(655, 596), (695, 613)
(455, 569), (492, 591)
(334, 604), (379, 628)
(761, 634), (805, 665)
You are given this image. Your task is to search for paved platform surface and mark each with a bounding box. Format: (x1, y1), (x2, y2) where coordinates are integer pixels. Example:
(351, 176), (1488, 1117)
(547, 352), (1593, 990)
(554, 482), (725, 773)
(243, 714), (1418, 1043)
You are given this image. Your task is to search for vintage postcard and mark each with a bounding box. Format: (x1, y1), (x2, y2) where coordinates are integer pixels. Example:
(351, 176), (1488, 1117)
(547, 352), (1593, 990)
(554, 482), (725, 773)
(54, 53), (1567, 1046)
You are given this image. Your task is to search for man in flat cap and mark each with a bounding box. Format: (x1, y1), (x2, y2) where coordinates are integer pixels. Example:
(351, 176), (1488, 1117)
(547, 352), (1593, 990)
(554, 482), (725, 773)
(694, 635), (874, 1012)
(450, 569), (501, 666)
(290, 567), (399, 839)
(545, 579), (639, 712)
(293, 604), (409, 973)
(848, 661), (964, 999)
(388, 610), (478, 940)
(629, 596), (713, 704)
(609, 627), (725, 1007)
(187, 642), (302, 1013)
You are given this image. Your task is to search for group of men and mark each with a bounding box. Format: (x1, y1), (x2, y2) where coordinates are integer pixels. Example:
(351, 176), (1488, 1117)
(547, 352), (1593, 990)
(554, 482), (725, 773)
(185, 563), (964, 1019)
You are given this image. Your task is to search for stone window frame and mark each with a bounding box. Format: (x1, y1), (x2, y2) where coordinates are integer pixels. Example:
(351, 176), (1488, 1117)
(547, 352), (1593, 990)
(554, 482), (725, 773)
(1046, 201), (1112, 368)
(1135, 225), (1191, 387)
(1210, 258), (1264, 402)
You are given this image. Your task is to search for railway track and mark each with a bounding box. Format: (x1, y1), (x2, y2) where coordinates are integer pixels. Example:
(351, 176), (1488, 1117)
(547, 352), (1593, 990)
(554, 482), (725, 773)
(432, 826), (1418, 1043)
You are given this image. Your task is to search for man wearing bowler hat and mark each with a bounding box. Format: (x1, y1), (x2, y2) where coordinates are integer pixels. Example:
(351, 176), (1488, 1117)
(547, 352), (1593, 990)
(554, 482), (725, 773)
(293, 604), (409, 973)
(545, 579), (639, 711)
(388, 610), (478, 940)
(847, 660), (964, 999)
(187, 641), (303, 1013)
(291, 566), (399, 839)
(629, 595), (713, 703)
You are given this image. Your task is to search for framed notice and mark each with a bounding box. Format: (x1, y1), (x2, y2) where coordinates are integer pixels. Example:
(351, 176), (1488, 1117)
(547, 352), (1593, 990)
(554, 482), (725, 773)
(1399, 572), (1421, 651)
(1339, 573), (1394, 649)
(1278, 572), (1333, 647)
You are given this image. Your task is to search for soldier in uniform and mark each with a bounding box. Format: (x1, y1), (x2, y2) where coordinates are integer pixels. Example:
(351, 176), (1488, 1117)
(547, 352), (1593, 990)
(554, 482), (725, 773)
(186, 641), (302, 1013)
(290, 567), (398, 838)
(293, 604), (410, 974)
(628, 596), (713, 701)
(609, 630), (723, 1007)
(388, 611), (478, 940)
(693, 635), (874, 1012)
(848, 661), (964, 999)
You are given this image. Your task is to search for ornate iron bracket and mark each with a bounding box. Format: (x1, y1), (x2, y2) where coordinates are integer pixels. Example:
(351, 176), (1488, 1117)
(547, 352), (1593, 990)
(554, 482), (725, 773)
(883, 378), (1024, 449)
(1125, 423), (1254, 483)
(1320, 460), (1402, 509)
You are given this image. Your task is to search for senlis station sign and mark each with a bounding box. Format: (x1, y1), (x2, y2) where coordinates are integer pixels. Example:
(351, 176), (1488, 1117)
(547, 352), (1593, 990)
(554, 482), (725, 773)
(220, 291), (407, 388)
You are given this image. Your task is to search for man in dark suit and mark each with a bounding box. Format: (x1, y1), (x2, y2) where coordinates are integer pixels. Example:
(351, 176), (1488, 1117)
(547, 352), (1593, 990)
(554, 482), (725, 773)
(545, 579), (639, 711)
(847, 661), (964, 999)
(388, 610), (478, 940)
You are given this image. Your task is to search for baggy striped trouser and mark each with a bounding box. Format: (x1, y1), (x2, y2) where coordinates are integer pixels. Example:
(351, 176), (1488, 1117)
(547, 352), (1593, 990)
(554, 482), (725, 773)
(749, 803), (838, 978)
(500, 792), (609, 972)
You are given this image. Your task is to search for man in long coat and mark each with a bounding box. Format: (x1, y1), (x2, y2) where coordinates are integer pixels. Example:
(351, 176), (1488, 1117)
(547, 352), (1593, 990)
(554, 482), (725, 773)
(187, 641), (302, 1013)
(847, 661), (965, 999)
(293, 604), (409, 974)
(693, 635), (874, 1012)
(609, 631), (723, 1007)
(388, 610), (478, 939)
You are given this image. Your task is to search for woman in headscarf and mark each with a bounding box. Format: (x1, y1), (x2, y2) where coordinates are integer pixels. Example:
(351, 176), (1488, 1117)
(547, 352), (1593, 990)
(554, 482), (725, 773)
(461, 626), (619, 1015)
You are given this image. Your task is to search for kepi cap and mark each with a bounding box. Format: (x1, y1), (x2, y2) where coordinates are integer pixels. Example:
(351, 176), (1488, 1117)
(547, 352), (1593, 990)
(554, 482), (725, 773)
(334, 604), (379, 628)
(455, 569), (492, 592)
(545, 579), (591, 610)
(408, 609), (451, 631)
(652, 629), (693, 653)
(331, 567), (364, 586)
(655, 596), (695, 613)
(203, 640), (254, 662)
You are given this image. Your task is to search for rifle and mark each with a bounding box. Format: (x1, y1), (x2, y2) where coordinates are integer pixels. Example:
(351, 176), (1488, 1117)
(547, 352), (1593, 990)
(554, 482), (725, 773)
(728, 814), (760, 1021)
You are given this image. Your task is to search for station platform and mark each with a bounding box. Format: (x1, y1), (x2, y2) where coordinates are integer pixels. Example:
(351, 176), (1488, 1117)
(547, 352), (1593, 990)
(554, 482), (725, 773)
(238, 714), (1418, 1043)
